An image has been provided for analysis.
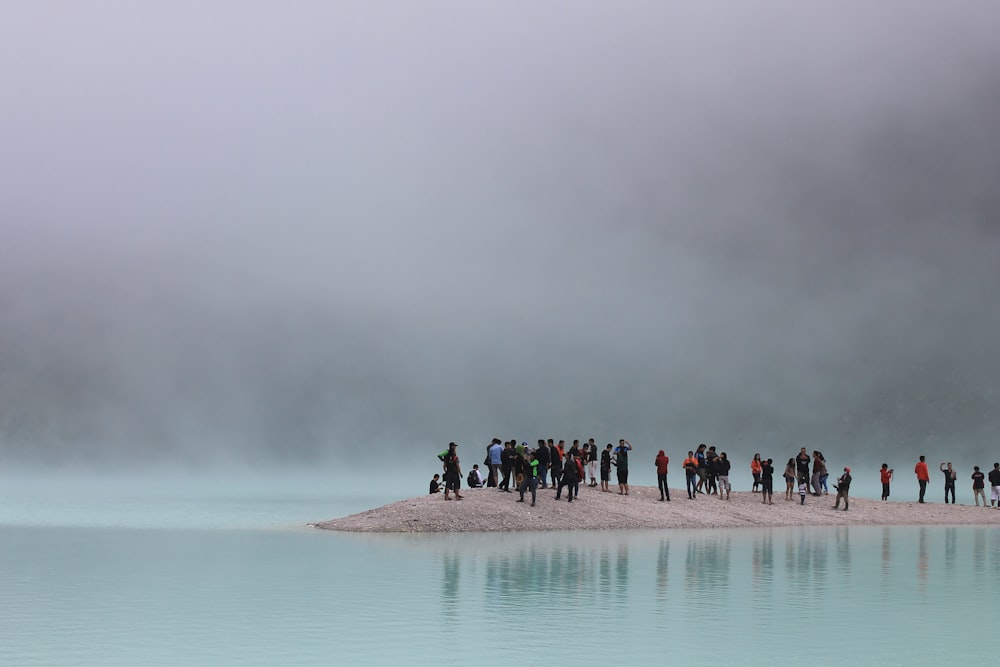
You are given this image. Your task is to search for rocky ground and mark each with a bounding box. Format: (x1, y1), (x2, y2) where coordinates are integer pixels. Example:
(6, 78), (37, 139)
(313, 484), (1000, 532)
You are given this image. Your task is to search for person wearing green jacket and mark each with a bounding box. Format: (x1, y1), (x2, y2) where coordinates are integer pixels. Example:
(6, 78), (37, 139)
(517, 450), (541, 507)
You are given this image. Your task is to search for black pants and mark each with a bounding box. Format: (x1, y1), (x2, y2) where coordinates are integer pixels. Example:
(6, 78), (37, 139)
(518, 476), (537, 504)
(556, 476), (578, 500)
(918, 479), (927, 502)
(657, 473), (670, 500)
(686, 473), (697, 498)
(499, 466), (512, 490)
(881, 482), (890, 500)
(944, 483), (955, 504)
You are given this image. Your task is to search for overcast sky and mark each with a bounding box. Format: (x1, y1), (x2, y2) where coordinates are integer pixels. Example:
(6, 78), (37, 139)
(2, 1), (999, 470)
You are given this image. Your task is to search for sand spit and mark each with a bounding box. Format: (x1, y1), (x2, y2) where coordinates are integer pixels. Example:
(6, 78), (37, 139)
(313, 485), (1000, 533)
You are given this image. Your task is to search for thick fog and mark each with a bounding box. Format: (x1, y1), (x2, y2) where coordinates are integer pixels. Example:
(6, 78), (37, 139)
(2, 1), (999, 473)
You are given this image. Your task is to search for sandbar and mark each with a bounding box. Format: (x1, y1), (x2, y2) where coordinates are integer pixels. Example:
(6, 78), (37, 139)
(313, 485), (1000, 533)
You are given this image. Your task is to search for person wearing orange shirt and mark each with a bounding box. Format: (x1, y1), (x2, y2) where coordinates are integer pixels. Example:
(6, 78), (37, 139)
(915, 455), (930, 503)
(880, 463), (894, 501)
(750, 453), (763, 493)
(654, 450), (670, 501)
(683, 451), (699, 499)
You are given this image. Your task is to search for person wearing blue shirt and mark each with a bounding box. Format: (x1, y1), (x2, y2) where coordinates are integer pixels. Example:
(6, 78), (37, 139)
(487, 438), (503, 487)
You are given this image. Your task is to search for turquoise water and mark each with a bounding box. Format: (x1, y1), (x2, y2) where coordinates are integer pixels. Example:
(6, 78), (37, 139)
(1, 472), (997, 666)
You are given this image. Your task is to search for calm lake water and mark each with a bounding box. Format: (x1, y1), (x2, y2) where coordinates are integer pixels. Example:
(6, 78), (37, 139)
(1, 471), (997, 666)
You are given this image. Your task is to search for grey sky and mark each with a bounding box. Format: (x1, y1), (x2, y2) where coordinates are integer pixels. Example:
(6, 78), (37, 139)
(2, 1), (999, 468)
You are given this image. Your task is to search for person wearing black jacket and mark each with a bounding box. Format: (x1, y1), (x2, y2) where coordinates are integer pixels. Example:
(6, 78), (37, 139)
(988, 463), (1000, 508)
(498, 442), (516, 493)
(833, 467), (852, 511)
(940, 461), (957, 504)
(761, 458), (775, 505)
(600, 445), (612, 493)
(717, 452), (732, 500)
(583, 438), (597, 486)
(795, 448), (811, 488)
(535, 439), (551, 488)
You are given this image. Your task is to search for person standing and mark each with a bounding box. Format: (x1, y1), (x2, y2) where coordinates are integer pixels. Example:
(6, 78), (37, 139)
(705, 446), (719, 496)
(940, 462), (957, 504)
(534, 439), (550, 489)
(487, 438), (503, 487)
(750, 453), (763, 493)
(783, 458), (796, 501)
(989, 463), (1000, 508)
(811, 451), (827, 496)
(614, 439), (633, 495)
(915, 455), (929, 503)
(684, 451), (698, 499)
(517, 450), (541, 506)
(654, 450), (670, 501)
(548, 441), (563, 493)
(570, 446), (585, 500)
(880, 463), (893, 501)
(761, 458), (774, 505)
(557, 450), (579, 502)
(587, 438), (597, 486)
(833, 467), (852, 511)
(442, 442), (464, 501)
(795, 448), (811, 491)
(600, 444), (612, 493)
(971, 466), (987, 507)
(717, 452), (732, 500)
(694, 444), (708, 493)
(499, 441), (517, 493)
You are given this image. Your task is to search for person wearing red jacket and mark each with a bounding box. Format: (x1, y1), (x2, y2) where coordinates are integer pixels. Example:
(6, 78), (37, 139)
(915, 455), (930, 503)
(654, 450), (670, 501)
(880, 463), (894, 501)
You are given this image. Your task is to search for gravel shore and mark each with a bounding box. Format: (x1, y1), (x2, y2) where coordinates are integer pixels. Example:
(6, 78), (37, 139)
(313, 485), (1000, 533)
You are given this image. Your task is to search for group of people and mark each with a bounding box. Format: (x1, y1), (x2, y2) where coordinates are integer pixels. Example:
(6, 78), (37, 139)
(912, 456), (1000, 507)
(678, 446), (852, 509)
(430, 440), (1000, 510)
(431, 438), (636, 505)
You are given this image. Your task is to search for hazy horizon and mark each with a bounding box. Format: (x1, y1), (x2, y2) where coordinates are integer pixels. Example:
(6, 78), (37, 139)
(2, 1), (999, 469)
